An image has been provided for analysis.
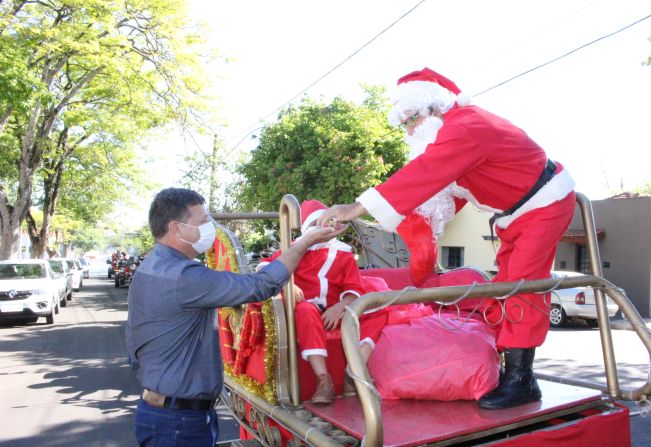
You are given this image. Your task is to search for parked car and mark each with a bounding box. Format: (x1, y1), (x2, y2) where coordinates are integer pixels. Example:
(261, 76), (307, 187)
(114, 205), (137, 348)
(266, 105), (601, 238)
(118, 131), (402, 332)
(65, 258), (83, 291)
(0, 259), (60, 324)
(48, 258), (73, 305)
(549, 271), (619, 328)
(78, 257), (90, 279)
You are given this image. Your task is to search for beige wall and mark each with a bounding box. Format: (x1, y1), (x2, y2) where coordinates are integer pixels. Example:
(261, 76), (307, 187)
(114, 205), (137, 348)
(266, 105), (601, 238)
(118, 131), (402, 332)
(437, 205), (498, 273)
(555, 197), (651, 317)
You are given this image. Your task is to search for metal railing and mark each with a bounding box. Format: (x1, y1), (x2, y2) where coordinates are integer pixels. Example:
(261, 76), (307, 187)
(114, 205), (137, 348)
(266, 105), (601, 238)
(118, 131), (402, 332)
(339, 193), (651, 446)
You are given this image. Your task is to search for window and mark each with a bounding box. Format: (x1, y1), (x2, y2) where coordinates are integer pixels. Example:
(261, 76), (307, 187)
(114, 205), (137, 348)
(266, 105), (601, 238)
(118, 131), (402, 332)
(0, 264), (45, 279)
(441, 246), (464, 269)
(576, 245), (590, 274)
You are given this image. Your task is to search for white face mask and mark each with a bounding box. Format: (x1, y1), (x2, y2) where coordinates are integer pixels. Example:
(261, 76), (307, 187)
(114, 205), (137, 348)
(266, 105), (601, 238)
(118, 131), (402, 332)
(178, 221), (216, 254)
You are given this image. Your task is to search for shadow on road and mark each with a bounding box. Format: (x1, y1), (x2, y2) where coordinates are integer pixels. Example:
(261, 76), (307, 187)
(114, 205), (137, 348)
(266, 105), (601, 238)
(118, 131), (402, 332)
(5, 415), (135, 447)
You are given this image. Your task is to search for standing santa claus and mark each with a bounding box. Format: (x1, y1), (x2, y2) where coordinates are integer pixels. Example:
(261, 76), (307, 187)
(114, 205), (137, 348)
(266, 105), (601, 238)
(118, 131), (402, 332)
(317, 67), (576, 409)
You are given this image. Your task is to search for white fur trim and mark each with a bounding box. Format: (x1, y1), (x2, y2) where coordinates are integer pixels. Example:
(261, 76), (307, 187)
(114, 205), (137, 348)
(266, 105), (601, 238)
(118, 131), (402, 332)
(360, 337), (375, 349)
(450, 183), (502, 214)
(317, 247), (337, 302)
(495, 168), (575, 229)
(339, 290), (361, 301)
(301, 209), (326, 234)
(456, 92), (471, 107)
(356, 188), (404, 232)
(255, 261), (270, 272)
(301, 348), (328, 361)
(389, 81), (456, 126)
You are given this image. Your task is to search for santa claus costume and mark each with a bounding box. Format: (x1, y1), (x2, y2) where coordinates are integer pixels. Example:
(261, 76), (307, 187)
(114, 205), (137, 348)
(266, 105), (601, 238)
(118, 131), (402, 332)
(355, 68), (575, 409)
(260, 200), (387, 403)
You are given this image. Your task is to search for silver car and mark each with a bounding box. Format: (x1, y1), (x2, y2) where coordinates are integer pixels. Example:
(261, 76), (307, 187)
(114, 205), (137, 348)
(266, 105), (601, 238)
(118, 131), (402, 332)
(549, 271), (619, 328)
(0, 260), (60, 324)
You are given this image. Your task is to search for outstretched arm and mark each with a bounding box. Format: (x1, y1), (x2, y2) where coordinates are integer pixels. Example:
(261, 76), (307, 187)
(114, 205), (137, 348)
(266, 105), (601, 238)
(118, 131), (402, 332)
(316, 202), (367, 227)
(275, 223), (348, 274)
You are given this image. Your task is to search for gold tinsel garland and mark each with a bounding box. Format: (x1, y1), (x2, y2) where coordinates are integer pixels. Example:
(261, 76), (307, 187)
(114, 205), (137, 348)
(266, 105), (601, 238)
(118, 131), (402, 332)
(206, 242), (217, 269)
(207, 231), (278, 404)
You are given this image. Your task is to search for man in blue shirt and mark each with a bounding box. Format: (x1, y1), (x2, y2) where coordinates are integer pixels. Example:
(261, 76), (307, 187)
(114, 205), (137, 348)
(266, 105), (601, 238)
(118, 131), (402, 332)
(126, 188), (346, 447)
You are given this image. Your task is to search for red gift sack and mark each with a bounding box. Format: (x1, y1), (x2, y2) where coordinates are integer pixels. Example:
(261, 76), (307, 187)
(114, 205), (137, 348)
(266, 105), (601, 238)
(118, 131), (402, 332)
(368, 315), (499, 401)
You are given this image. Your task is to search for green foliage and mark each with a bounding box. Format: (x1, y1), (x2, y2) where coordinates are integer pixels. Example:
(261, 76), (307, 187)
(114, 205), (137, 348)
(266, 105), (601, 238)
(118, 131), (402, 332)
(0, 0), (213, 258)
(70, 225), (105, 253)
(633, 181), (651, 195)
(238, 87), (408, 212)
(125, 225), (155, 255)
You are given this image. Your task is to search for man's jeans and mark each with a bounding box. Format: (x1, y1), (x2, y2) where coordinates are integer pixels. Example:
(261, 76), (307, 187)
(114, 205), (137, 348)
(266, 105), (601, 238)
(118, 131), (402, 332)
(135, 399), (219, 447)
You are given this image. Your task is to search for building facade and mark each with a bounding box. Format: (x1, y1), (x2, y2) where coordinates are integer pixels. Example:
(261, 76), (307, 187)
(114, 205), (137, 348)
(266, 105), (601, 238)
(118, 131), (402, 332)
(554, 195), (651, 317)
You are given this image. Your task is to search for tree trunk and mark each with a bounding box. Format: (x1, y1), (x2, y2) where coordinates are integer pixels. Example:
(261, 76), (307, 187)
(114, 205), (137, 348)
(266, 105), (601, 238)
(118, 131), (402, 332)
(0, 223), (21, 260)
(26, 211), (47, 259)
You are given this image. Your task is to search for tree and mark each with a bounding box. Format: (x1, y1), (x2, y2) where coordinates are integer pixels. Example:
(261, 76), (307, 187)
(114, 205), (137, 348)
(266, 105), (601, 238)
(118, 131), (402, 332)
(0, 0), (211, 259)
(238, 86), (408, 212)
(125, 224), (154, 255)
(69, 224), (105, 254)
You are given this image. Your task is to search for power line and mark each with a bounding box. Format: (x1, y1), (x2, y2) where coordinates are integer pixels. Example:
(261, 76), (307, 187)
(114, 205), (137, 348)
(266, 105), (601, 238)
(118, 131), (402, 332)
(473, 12), (651, 98)
(224, 0), (428, 148)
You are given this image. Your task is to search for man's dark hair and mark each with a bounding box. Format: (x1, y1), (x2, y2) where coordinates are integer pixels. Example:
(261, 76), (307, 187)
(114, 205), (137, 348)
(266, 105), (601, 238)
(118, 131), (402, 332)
(148, 188), (206, 239)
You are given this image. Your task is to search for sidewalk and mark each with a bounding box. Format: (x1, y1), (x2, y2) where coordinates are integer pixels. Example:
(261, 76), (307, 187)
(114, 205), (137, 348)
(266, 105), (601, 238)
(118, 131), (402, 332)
(610, 317), (651, 331)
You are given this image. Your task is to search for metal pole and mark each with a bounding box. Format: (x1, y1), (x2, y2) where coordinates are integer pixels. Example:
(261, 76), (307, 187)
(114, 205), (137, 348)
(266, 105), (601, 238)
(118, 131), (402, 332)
(212, 212), (279, 221)
(279, 195), (302, 407)
(575, 192), (620, 398)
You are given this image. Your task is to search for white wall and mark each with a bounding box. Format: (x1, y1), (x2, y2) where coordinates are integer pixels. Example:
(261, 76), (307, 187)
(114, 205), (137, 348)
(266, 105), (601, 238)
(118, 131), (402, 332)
(437, 205), (498, 272)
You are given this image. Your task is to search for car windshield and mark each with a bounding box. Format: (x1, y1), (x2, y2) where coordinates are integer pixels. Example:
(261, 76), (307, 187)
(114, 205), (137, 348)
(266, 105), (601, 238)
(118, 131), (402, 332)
(66, 260), (75, 269)
(48, 261), (63, 273)
(79, 258), (88, 266)
(0, 263), (46, 279)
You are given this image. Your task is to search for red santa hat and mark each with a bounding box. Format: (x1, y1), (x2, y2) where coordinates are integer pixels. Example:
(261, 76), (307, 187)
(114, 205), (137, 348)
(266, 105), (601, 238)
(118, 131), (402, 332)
(388, 67), (471, 127)
(300, 199), (328, 234)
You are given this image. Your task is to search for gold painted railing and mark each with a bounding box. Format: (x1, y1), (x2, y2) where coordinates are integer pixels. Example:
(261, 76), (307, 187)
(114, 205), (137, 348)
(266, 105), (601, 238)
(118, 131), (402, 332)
(340, 193), (651, 447)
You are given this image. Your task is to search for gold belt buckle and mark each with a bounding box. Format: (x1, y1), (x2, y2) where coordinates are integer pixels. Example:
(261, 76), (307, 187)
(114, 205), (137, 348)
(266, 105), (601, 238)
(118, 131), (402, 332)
(143, 389), (166, 408)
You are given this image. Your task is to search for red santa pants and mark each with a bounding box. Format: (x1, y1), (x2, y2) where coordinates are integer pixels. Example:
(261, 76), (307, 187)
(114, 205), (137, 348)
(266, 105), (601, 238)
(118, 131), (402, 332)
(295, 301), (388, 360)
(486, 192), (576, 349)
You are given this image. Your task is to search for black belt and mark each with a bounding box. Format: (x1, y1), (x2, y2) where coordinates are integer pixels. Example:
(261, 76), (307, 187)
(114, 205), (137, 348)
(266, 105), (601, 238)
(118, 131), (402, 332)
(163, 396), (212, 411)
(489, 159), (557, 236)
(142, 388), (213, 411)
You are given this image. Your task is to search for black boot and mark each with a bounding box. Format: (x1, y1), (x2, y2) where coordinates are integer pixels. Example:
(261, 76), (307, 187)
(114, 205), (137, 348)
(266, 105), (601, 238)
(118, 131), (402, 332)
(478, 348), (542, 409)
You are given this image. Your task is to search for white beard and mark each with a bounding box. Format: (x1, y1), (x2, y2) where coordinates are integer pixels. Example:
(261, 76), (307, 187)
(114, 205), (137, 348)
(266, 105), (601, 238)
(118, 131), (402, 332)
(404, 115), (443, 160)
(403, 115), (455, 237)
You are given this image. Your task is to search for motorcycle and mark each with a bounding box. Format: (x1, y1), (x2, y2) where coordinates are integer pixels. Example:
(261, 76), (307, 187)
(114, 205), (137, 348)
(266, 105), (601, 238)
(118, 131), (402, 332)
(114, 257), (137, 288)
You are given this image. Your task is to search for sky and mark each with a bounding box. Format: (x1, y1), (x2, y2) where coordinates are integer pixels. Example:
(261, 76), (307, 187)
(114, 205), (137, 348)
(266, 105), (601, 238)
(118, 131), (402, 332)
(143, 0), (651, 217)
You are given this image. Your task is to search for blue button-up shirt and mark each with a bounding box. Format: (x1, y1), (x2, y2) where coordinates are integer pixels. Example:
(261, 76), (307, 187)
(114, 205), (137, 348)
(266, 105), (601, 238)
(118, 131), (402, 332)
(126, 243), (289, 400)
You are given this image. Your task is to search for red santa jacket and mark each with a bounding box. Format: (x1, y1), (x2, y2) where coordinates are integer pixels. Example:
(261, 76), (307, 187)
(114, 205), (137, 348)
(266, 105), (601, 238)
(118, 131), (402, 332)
(261, 243), (365, 310)
(357, 105), (574, 231)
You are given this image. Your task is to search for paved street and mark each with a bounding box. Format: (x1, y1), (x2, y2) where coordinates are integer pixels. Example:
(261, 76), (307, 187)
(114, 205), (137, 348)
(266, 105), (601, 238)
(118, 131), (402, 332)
(1, 263), (650, 446)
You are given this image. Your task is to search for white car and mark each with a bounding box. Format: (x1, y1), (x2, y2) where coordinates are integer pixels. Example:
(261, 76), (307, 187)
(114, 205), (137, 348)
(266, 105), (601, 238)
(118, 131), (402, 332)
(549, 271), (619, 328)
(78, 257), (90, 279)
(48, 258), (73, 306)
(65, 258), (83, 291)
(0, 259), (60, 324)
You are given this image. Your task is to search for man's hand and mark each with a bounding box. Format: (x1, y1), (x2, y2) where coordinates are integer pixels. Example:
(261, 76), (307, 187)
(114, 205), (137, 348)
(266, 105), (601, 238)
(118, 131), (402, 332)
(316, 203), (367, 227)
(275, 224), (348, 276)
(295, 223), (349, 250)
